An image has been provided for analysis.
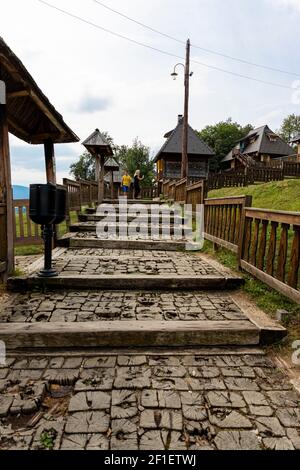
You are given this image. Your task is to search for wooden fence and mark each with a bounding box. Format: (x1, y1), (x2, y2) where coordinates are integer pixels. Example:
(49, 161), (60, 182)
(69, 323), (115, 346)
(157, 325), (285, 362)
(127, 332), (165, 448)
(203, 195), (300, 303)
(186, 180), (207, 212)
(204, 196), (252, 254)
(13, 199), (40, 246)
(207, 172), (249, 190)
(240, 208), (300, 303)
(174, 178), (187, 202)
(283, 161), (300, 177)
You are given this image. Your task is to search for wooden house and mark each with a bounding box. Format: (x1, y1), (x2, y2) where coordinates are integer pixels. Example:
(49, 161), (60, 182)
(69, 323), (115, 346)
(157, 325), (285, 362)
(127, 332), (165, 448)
(155, 115), (215, 180)
(221, 125), (295, 170)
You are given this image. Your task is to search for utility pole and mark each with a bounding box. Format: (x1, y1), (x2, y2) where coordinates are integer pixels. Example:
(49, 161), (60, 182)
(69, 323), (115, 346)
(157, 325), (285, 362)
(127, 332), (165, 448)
(181, 39), (190, 179)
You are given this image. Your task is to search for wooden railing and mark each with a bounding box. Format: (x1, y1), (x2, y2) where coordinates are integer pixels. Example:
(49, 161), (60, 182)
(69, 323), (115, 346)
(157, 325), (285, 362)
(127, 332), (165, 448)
(203, 194), (300, 303)
(240, 208), (300, 303)
(204, 196), (252, 254)
(248, 167), (283, 182)
(13, 199), (40, 246)
(283, 161), (300, 177)
(208, 172), (249, 190)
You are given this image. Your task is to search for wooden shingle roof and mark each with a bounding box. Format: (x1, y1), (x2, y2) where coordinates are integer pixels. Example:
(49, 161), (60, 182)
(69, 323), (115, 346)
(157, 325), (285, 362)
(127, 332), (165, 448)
(0, 37), (79, 144)
(155, 117), (214, 162)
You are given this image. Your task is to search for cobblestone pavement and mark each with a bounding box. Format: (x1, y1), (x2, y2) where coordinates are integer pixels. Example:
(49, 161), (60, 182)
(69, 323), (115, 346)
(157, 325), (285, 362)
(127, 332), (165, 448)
(15, 255), (41, 273)
(0, 351), (299, 450)
(73, 231), (190, 241)
(49, 249), (220, 277)
(0, 291), (248, 323)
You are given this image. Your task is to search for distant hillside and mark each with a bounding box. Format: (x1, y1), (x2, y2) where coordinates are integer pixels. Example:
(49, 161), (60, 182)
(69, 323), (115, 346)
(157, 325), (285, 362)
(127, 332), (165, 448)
(13, 185), (29, 200)
(208, 179), (300, 212)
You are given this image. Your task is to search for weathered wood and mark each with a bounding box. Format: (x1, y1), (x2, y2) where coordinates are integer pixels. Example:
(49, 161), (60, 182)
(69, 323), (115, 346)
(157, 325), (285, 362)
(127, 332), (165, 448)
(244, 208), (300, 226)
(250, 219), (260, 266)
(204, 232), (238, 254)
(257, 220), (268, 271)
(241, 260), (300, 304)
(44, 139), (56, 184)
(7, 273), (244, 292)
(266, 221), (278, 276)
(242, 218), (252, 263)
(288, 225), (300, 289)
(0, 81), (14, 279)
(276, 223), (289, 282)
(1, 319), (259, 349)
(230, 205), (237, 243)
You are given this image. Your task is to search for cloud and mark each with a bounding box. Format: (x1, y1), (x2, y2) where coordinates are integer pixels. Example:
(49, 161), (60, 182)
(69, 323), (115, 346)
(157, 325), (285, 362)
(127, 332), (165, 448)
(10, 144), (79, 172)
(73, 95), (113, 113)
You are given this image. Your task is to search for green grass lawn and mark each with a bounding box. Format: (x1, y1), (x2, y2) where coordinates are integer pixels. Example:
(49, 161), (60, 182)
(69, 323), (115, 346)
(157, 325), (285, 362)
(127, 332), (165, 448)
(208, 178), (300, 212)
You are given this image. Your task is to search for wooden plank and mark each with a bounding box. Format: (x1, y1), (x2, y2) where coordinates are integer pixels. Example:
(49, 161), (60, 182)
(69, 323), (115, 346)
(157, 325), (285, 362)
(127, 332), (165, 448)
(1, 320), (259, 349)
(7, 274), (244, 292)
(230, 205), (237, 244)
(266, 221), (278, 276)
(257, 220), (268, 271)
(240, 260), (300, 304)
(250, 219), (260, 267)
(0, 82), (14, 278)
(205, 196), (248, 206)
(276, 223), (289, 282)
(245, 208), (300, 225)
(288, 225), (300, 289)
(204, 232), (238, 253)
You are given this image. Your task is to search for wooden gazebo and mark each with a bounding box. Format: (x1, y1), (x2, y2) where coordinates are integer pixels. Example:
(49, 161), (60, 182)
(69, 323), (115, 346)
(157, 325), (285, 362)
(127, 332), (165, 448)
(82, 129), (113, 203)
(0, 37), (79, 280)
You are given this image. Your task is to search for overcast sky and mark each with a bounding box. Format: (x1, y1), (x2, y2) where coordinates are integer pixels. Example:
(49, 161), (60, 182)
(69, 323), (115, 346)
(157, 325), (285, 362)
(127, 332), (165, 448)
(1, 0), (300, 186)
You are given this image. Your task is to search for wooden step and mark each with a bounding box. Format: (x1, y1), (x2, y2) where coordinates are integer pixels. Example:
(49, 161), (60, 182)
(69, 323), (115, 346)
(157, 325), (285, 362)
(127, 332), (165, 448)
(8, 273), (244, 292)
(0, 320), (260, 349)
(69, 237), (190, 251)
(70, 222), (191, 235)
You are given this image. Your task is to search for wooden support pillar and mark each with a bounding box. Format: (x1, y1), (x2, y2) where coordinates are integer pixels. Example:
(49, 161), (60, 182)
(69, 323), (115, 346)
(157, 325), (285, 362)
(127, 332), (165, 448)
(0, 80), (14, 279)
(96, 154), (104, 204)
(44, 139), (57, 245)
(44, 139), (56, 184)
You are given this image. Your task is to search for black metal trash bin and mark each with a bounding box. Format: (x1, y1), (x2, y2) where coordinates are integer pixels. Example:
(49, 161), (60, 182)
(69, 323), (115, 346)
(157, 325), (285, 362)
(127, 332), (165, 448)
(29, 183), (67, 278)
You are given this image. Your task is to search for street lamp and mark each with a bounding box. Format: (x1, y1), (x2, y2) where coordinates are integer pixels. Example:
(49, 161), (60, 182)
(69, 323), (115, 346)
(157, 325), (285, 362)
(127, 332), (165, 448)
(171, 40), (192, 179)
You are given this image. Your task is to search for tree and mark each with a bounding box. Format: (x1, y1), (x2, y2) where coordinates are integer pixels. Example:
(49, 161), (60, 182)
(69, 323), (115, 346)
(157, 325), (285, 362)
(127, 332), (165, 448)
(279, 114), (300, 142)
(197, 118), (253, 171)
(115, 138), (155, 186)
(70, 131), (115, 181)
(69, 151), (96, 181)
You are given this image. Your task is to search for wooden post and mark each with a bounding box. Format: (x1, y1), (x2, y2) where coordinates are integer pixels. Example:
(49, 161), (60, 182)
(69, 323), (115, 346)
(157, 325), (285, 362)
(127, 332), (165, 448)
(0, 80), (14, 279)
(237, 195), (253, 270)
(181, 39), (190, 179)
(44, 139), (57, 245)
(96, 154), (105, 204)
(110, 170), (114, 200)
(44, 139), (56, 184)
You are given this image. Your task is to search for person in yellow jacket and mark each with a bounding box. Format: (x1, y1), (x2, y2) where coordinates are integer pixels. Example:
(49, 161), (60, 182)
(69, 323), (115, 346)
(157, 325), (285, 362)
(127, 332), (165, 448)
(121, 170), (132, 196)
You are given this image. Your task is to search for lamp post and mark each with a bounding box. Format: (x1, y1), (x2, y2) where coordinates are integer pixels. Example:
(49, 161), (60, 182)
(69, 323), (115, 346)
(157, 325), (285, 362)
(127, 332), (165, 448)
(171, 39), (193, 179)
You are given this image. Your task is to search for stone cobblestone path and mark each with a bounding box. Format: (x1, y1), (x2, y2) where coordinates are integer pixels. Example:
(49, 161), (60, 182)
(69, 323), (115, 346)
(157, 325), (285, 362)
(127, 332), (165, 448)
(1, 200), (298, 450)
(1, 351), (299, 450)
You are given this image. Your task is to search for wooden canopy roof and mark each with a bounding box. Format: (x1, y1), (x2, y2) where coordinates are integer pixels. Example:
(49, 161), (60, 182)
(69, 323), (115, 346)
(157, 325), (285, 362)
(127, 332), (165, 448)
(0, 37), (79, 144)
(82, 129), (113, 157)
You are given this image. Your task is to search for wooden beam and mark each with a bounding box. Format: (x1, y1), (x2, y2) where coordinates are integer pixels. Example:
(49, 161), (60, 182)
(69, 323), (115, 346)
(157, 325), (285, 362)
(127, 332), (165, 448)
(44, 139), (56, 184)
(29, 132), (62, 144)
(31, 91), (66, 134)
(7, 90), (30, 99)
(0, 80), (14, 279)
(240, 260), (300, 304)
(7, 116), (30, 140)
